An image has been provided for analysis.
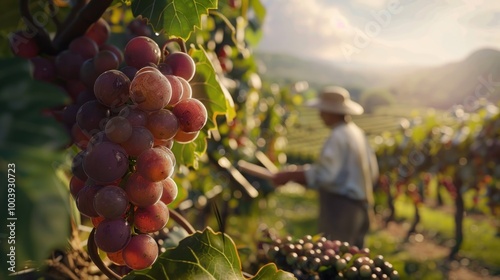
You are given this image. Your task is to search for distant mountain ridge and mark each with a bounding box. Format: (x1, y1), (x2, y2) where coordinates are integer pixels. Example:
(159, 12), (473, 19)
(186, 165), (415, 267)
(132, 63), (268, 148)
(254, 52), (397, 90)
(388, 48), (500, 109)
(255, 48), (500, 109)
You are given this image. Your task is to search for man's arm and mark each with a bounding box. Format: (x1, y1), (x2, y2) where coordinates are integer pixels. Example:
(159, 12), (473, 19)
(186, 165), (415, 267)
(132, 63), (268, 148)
(271, 166), (307, 186)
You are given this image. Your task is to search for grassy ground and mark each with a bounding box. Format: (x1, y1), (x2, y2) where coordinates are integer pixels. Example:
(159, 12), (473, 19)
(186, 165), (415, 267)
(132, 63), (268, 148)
(218, 183), (500, 279)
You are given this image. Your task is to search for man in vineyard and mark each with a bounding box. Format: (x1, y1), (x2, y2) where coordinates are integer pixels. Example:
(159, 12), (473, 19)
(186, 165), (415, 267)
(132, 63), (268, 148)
(271, 86), (379, 248)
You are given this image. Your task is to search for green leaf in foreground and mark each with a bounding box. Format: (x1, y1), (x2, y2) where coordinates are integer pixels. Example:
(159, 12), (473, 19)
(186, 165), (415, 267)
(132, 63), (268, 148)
(123, 227), (296, 280)
(251, 263), (296, 280)
(123, 227), (243, 280)
(131, 0), (217, 39)
(0, 58), (70, 277)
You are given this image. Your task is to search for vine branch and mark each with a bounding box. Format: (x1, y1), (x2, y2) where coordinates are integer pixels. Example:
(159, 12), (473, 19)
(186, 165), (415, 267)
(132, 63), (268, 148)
(87, 228), (122, 280)
(170, 208), (196, 234)
(20, 0), (57, 55)
(53, 0), (113, 51)
(59, 0), (88, 32)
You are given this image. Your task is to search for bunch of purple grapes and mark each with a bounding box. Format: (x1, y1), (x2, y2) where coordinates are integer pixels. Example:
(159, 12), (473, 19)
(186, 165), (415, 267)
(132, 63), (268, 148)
(9, 18), (207, 271)
(258, 234), (399, 280)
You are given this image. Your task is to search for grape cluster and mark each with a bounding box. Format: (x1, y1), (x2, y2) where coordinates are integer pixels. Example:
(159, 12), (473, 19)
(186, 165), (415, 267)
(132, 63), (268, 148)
(258, 234), (399, 280)
(10, 18), (207, 271)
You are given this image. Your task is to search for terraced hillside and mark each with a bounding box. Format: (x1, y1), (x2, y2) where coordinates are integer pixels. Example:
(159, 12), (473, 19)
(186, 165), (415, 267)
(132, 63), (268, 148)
(285, 105), (435, 159)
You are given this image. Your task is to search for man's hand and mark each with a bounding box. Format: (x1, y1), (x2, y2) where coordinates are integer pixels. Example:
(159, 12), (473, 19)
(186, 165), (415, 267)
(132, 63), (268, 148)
(271, 167), (307, 187)
(271, 171), (291, 186)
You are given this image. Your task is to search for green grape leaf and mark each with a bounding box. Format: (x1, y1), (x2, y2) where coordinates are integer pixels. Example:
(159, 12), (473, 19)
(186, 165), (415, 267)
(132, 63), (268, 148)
(250, 0), (266, 23)
(190, 46), (236, 130)
(250, 263), (296, 280)
(171, 130), (207, 169)
(131, 0), (218, 39)
(170, 46), (235, 168)
(245, 0), (266, 46)
(123, 227), (245, 279)
(0, 58), (70, 276)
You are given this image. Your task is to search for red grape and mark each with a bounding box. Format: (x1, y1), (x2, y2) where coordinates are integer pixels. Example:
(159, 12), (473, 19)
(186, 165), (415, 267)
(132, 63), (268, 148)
(153, 138), (174, 149)
(76, 100), (110, 136)
(71, 150), (88, 181)
(8, 31), (39, 58)
(120, 66), (138, 81)
(124, 172), (163, 207)
(55, 50), (85, 80)
(120, 126), (154, 157)
(133, 201), (169, 233)
(30, 57), (56, 82)
(76, 184), (102, 217)
(174, 130), (199, 143)
(100, 43), (124, 65)
(130, 70), (172, 111)
(164, 75), (184, 106)
(122, 234), (158, 270)
(94, 70), (131, 108)
(160, 177), (178, 205)
(119, 106), (147, 127)
(164, 52), (196, 81)
(91, 216), (105, 228)
(124, 36), (161, 69)
(94, 50), (120, 74)
(93, 185), (129, 219)
(83, 142), (129, 184)
(69, 176), (85, 199)
(80, 58), (99, 89)
(136, 147), (175, 182)
(172, 98), (207, 132)
(71, 123), (90, 149)
(105, 116), (133, 144)
(94, 218), (131, 253)
(69, 36), (99, 59)
(85, 18), (110, 46)
(177, 76), (192, 101)
(107, 250), (126, 266)
(146, 109), (179, 140)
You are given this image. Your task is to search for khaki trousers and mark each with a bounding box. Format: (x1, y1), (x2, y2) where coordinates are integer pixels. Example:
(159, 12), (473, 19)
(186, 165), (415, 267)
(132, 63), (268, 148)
(317, 189), (370, 248)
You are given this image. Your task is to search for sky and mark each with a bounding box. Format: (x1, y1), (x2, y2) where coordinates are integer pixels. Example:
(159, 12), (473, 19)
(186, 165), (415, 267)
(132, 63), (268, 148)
(255, 0), (500, 67)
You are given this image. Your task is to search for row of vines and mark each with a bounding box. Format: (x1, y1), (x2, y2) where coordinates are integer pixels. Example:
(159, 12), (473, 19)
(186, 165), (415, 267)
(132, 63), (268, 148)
(373, 103), (500, 259)
(287, 102), (500, 262)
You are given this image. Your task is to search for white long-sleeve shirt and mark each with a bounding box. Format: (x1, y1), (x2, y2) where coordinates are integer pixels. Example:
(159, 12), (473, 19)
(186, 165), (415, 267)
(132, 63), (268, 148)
(304, 122), (379, 203)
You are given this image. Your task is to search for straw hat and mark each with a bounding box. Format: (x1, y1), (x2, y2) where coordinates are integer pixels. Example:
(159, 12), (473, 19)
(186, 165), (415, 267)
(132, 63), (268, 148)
(306, 86), (364, 115)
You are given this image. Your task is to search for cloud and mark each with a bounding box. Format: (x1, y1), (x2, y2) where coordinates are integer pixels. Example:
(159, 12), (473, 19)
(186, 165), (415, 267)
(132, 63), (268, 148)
(258, 0), (355, 61)
(352, 0), (398, 9)
(257, 0), (500, 66)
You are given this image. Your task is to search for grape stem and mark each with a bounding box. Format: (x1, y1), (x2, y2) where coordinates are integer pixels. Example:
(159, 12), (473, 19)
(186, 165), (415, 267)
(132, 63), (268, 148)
(19, 0), (57, 55)
(53, 0), (113, 51)
(208, 10), (245, 53)
(170, 208), (196, 234)
(161, 37), (187, 59)
(87, 228), (122, 280)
